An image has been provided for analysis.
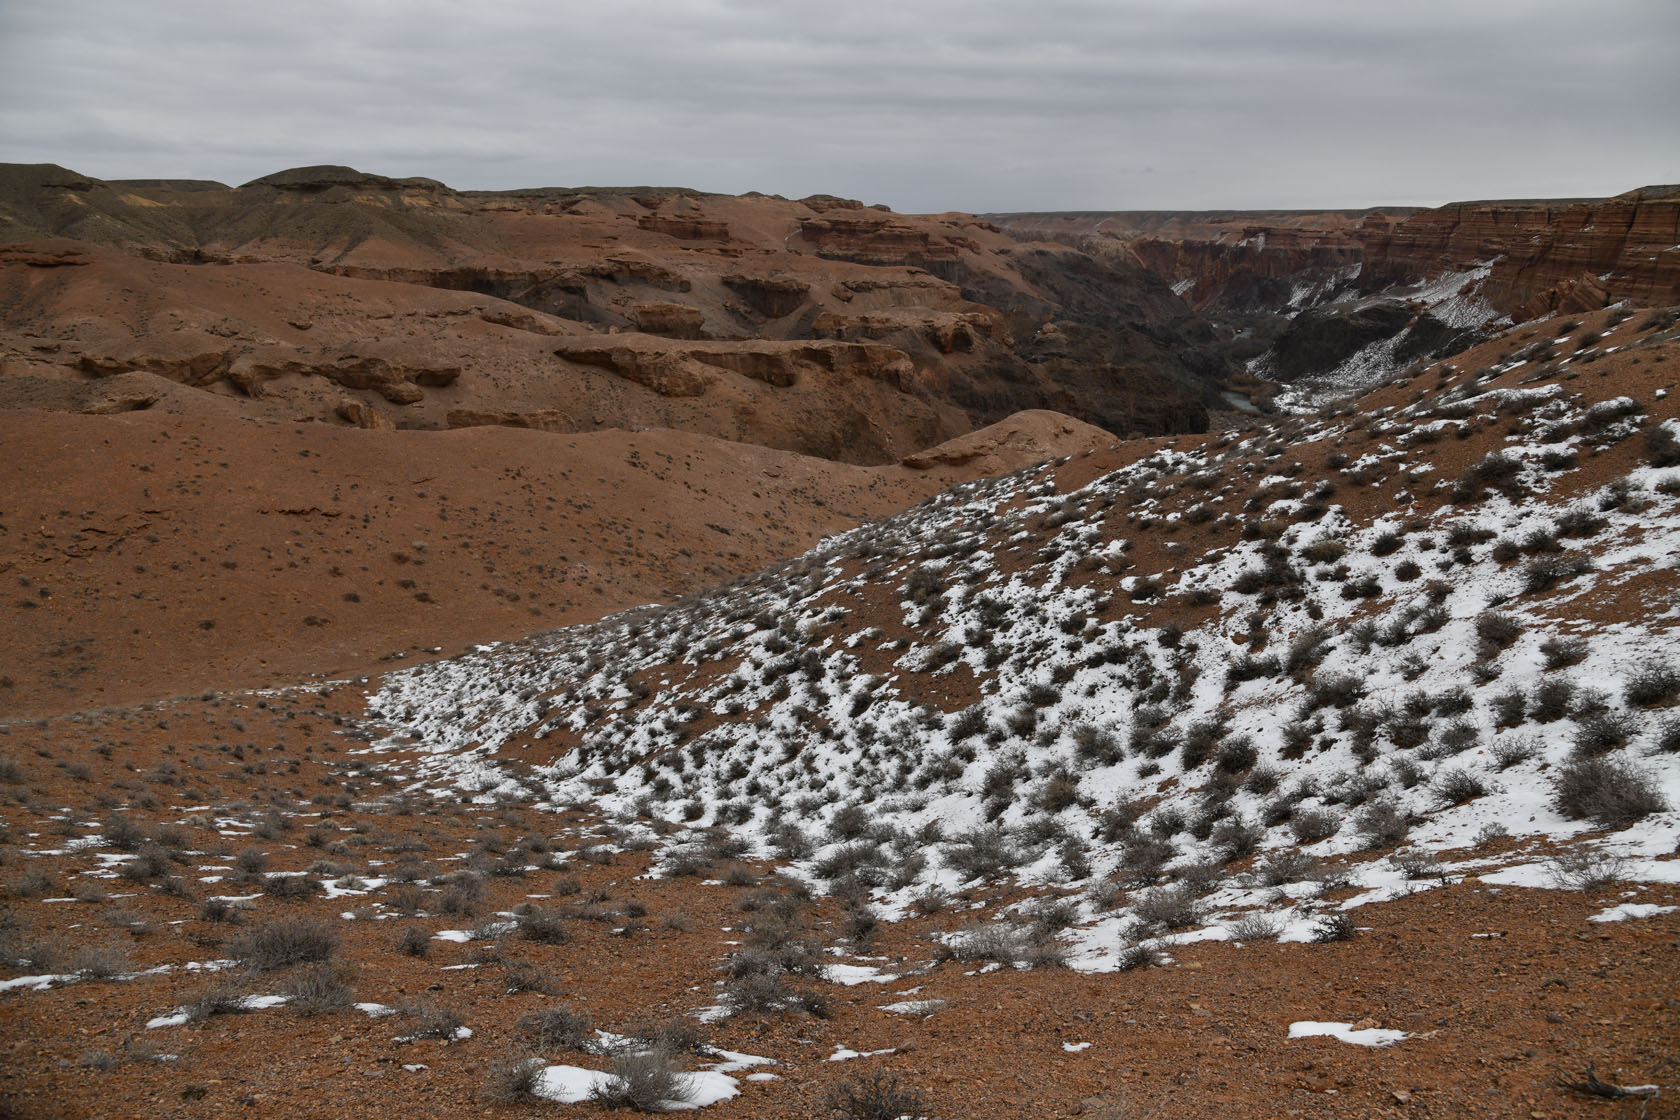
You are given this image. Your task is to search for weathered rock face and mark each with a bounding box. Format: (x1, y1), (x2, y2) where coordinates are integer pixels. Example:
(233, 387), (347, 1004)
(994, 187), (1680, 384)
(1130, 236), (1366, 314)
(75, 340), (461, 404)
(1268, 301), (1414, 383)
(628, 302), (707, 339)
(796, 215), (968, 281)
(990, 208), (1412, 316)
(1004, 189), (1680, 326)
(723, 274), (809, 318)
(635, 214), (729, 240)
(1358, 186), (1680, 320)
(0, 163), (1240, 459)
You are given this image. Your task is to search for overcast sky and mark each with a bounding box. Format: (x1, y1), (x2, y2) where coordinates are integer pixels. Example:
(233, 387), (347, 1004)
(2, 0), (1675, 213)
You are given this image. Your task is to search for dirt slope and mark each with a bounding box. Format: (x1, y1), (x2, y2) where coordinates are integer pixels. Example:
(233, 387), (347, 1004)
(0, 408), (1118, 718)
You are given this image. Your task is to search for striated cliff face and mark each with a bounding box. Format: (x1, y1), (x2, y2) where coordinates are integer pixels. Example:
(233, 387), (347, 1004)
(996, 188), (1680, 326)
(1358, 186), (1680, 320)
(993, 187), (1680, 390)
(990, 209), (1414, 315)
(0, 164), (1238, 458)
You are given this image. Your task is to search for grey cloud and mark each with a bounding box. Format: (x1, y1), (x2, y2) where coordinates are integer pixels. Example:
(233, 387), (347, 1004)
(1, 0), (1675, 211)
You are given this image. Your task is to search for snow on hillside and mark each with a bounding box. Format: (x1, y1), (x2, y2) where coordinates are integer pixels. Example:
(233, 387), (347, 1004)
(1271, 261), (1505, 410)
(367, 315), (1680, 971)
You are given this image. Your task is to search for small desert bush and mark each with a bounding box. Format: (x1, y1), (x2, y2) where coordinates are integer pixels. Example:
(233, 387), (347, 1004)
(516, 908), (570, 945)
(1540, 636), (1589, 670)
(396, 999), (464, 1041)
(501, 959), (560, 995)
(1453, 451), (1523, 502)
(589, 1052), (696, 1111)
(103, 815), (146, 851)
(1623, 660), (1680, 708)
(518, 1006), (595, 1050)
(233, 847), (269, 875)
(1646, 419), (1680, 467)
(625, 1018), (707, 1057)
(396, 925), (430, 958)
(1552, 757), (1667, 827)
(1289, 807), (1340, 842)
(282, 961), (357, 1016)
(1113, 940), (1165, 971)
(1255, 850), (1321, 886)
(1547, 846), (1629, 890)
(262, 874), (322, 901)
(1243, 764), (1281, 796)
(1355, 799), (1411, 849)
(720, 972), (830, 1018)
(1214, 734), (1257, 774)
(1490, 736), (1538, 769)
(69, 942), (132, 980)
(1521, 553), (1593, 594)
(1572, 711), (1639, 757)
(941, 826), (1020, 882)
(10, 869), (55, 898)
(1227, 911), (1284, 942)
(1531, 678), (1578, 722)
(825, 1071), (930, 1120)
(939, 920), (1063, 970)
(1490, 689), (1527, 726)
(1474, 612), (1522, 650)
(1432, 768), (1488, 806)
(184, 978), (252, 1021)
(198, 897), (243, 924)
(1311, 914), (1357, 942)
(1391, 848), (1446, 879)
(228, 917), (339, 971)
(480, 1051), (547, 1103)
(1211, 816), (1262, 861)
(1131, 885), (1205, 932)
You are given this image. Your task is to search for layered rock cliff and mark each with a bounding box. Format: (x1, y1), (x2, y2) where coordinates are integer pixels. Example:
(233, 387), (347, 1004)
(992, 186), (1680, 390)
(0, 164), (1238, 457)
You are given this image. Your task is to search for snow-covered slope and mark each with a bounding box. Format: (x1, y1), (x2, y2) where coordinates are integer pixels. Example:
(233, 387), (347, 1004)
(367, 307), (1680, 968)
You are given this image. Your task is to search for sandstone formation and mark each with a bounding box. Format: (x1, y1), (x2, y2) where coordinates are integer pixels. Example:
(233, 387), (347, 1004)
(0, 163), (1234, 459)
(994, 189), (1680, 324)
(1358, 186), (1680, 320)
(993, 187), (1680, 385)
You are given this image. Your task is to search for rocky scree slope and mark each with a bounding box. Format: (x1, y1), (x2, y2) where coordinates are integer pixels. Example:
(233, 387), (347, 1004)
(369, 304), (1680, 968)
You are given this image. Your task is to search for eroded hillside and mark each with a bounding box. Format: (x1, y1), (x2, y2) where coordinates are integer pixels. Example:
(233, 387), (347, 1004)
(0, 164), (1234, 456)
(5, 308), (1671, 1118)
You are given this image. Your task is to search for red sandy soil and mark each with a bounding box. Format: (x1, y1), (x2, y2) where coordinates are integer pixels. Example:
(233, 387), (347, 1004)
(0, 407), (1116, 718)
(0, 693), (1673, 1120)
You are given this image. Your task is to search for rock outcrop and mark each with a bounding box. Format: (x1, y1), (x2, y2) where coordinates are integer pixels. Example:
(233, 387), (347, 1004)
(1359, 186), (1680, 320)
(0, 162), (1239, 458)
(993, 187), (1680, 385)
(900, 409), (1116, 473)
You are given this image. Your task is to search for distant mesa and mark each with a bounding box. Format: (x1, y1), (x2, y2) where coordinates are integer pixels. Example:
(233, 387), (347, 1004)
(239, 164), (452, 193)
